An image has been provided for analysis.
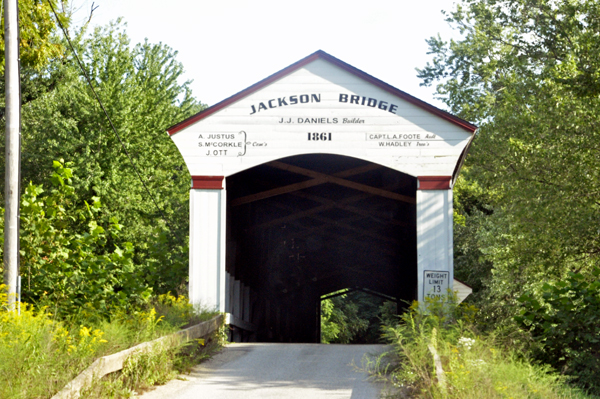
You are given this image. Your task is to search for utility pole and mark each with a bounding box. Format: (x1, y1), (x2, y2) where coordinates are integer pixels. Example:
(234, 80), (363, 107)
(4, 0), (20, 309)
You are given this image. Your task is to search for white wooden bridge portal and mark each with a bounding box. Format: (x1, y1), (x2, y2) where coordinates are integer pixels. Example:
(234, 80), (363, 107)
(167, 51), (476, 342)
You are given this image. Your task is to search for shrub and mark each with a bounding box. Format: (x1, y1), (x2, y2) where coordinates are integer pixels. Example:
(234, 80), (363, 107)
(1, 285), (221, 399)
(376, 295), (590, 399)
(15, 160), (152, 317)
(516, 267), (600, 394)
(0, 285), (107, 398)
(320, 293), (369, 344)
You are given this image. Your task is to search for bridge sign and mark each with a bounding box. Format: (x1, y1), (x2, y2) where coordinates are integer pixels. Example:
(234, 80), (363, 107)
(168, 51), (475, 179)
(424, 270), (450, 300)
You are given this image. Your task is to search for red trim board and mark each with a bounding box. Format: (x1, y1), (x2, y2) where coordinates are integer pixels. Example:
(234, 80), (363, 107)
(191, 176), (224, 189)
(418, 176), (451, 190)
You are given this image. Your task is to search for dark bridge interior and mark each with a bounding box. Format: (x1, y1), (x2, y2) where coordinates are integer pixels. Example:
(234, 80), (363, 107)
(226, 154), (417, 342)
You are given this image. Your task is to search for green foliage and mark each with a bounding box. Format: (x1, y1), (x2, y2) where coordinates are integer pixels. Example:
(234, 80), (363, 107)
(17, 160), (151, 317)
(419, 0), (600, 117)
(1, 20), (204, 295)
(0, 285), (107, 398)
(375, 297), (590, 399)
(516, 268), (600, 394)
(0, 283), (221, 399)
(0, 17), (218, 398)
(419, 1), (600, 393)
(77, 310), (224, 398)
(0, 0), (70, 73)
(153, 292), (219, 329)
(320, 291), (395, 344)
(418, 0), (600, 330)
(452, 173), (493, 302)
(120, 342), (178, 390)
(321, 294), (368, 344)
(320, 299), (340, 343)
(80, 327), (224, 398)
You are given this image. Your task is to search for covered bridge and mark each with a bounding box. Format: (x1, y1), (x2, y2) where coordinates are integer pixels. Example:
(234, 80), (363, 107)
(167, 50), (476, 342)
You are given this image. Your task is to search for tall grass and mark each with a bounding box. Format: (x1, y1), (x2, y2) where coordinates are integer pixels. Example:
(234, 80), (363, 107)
(0, 287), (220, 399)
(1, 288), (100, 398)
(374, 297), (595, 399)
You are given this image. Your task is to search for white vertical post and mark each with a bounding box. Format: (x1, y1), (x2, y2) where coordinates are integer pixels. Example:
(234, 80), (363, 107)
(3, 0), (21, 308)
(416, 178), (454, 303)
(189, 176), (226, 311)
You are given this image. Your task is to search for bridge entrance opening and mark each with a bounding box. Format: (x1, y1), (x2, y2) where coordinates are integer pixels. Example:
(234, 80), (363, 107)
(320, 287), (399, 344)
(225, 154), (417, 342)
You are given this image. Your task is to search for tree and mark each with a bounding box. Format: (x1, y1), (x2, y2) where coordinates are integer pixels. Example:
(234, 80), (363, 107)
(320, 291), (394, 344)
(517, 267), (600, 393)
(320, 293), (369, 344)
(0, 0), (70, 73)
(1, 21), (203, 294)
(419, 0), (600, 321)
(13, 160), (152, 316)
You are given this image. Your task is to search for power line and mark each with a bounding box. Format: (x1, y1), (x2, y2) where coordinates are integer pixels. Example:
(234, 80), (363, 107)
(46, 0), (174, 231)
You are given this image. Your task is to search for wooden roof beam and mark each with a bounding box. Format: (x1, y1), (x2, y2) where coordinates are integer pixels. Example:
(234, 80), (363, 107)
(230, 163), (382, 207)
(269, 201), (400, 245)
(269, 218), (399, 257)
(250, 184), (404, 232)
(290, 190), (410, 228)
(268, 161), (415, 204)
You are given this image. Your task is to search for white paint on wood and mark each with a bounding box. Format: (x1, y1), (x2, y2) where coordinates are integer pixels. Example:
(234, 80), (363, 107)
(171, 59), (472, 179)
(176, 55), (474, 313)
(189, 189), (226, 311)
(453, 279), (473, 303)
(417, 189), (454, 302)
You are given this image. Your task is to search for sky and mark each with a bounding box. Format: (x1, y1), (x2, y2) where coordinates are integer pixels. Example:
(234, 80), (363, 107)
(71, 0), (460, 109)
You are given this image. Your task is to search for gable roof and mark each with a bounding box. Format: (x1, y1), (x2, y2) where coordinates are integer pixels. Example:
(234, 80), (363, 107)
(167, 50), (477, 136)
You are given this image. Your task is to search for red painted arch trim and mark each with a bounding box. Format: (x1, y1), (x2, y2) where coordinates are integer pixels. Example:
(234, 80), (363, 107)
(191, 176), (224, 189)
(418, 176), (452, 190)
(167, 50), (478, 135)
(168, 52), (322, 135)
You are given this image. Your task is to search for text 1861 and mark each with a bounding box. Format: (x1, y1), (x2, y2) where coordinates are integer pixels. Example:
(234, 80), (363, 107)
(308, 132), (332, 141)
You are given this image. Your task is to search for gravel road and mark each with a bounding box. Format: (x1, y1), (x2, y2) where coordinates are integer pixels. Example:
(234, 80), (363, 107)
(138, 343), (389, 399)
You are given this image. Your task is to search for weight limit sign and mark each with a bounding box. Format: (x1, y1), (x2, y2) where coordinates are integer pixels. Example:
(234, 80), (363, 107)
(424, 270), (449, 300)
